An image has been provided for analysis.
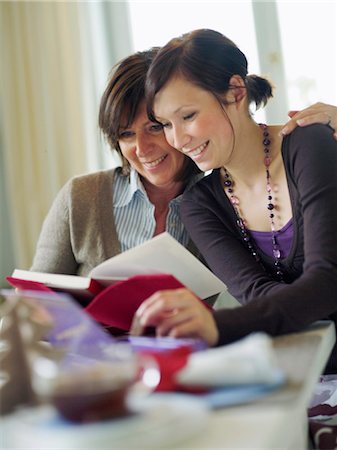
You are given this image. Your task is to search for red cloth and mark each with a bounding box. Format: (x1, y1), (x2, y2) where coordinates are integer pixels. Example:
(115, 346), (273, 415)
(139, 346), (206, 393)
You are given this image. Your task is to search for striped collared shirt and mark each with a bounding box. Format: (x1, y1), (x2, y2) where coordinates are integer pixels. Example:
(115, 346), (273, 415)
(113, 168), (201, 252)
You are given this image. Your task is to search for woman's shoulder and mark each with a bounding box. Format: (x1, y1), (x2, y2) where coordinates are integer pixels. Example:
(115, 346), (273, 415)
(55, 168), (118, 208)
(69, 168), (117, 189)
(281, 124), (337, 185)
(186, 169), (220, 194)
(283, 123), (335, 148)
(183, 169), (221, 199)
(282, 124), (336, 161)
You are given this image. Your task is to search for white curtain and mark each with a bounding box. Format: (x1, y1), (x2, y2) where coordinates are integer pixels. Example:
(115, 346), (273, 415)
(0, 1), (132, 283)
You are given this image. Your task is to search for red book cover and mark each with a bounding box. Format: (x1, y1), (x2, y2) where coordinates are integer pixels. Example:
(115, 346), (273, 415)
(85, 273), (185, 331)
(6, 275), (103, 305)
(6, 277), (56, 294)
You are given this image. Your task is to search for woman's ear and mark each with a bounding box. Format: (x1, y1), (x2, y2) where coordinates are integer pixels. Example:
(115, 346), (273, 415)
(227, 75), (247, 104)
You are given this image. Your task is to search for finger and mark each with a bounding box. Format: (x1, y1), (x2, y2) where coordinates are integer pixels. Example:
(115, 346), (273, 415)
(279, 118), (297, 136)
(137, 298), (183, 329)
(156, 303), (218, 344)
(296, 112), (333, 127)
(156, 307), (195, 337)
(130, 307), (172, 336)
(130, 314), (146, 336)
(281, 111), (334, 137)
(286, 102), (335, 129)
(131, 298), (161, 334)
(286, 109), (317, 124)
(168, 314), (219, 346)
(135, 288), (190, 317)
(167, 317), (204, 339)
(287, 110), (299, 118)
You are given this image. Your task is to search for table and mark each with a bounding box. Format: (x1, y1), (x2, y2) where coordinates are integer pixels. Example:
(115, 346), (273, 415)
(178, 320), (336, 450)
(1, 321), (335, 450)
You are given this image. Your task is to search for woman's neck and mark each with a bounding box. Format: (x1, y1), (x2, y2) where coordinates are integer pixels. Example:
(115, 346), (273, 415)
(225, 122), (283, 187)
(142, 178), (184, 206)
(142, 178), (185, 236)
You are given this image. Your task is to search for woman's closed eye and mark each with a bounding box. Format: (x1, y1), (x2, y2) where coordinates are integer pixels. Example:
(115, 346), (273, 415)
(183, 112), (196, 121)
(119, 130), (134, 140)
(147, 123), (164, 134)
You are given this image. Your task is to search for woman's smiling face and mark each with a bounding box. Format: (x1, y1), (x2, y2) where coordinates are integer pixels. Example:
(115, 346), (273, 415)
(118, 102), (186, 188)
(153, 75), (235, 171)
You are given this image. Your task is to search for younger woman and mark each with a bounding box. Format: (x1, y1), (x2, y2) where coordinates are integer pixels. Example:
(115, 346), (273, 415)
(132, 29), (337, 374)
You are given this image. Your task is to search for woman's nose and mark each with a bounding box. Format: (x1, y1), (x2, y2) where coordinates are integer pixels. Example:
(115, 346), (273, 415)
(135, 133), (152, 156)
(167, 127), (190, 151)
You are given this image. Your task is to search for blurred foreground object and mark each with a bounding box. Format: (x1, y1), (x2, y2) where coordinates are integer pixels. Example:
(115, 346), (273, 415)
(0, 290), (160, 423)
(0, 292), (51, 415)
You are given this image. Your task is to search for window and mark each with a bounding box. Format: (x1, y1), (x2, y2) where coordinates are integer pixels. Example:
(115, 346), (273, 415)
(127, 0), (337, 121)
(277, 1), (336, 110)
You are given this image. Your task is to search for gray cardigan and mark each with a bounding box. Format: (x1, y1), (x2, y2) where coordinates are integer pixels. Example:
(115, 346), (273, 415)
(31, 169), (122, 276)
(31, 168), (201, 277)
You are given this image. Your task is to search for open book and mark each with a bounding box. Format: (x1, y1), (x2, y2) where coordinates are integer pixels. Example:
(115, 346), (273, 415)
(7, 233), (226, 331)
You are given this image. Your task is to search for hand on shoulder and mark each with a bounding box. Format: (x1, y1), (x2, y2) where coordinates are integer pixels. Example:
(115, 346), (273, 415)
(280, 102), (337, 140)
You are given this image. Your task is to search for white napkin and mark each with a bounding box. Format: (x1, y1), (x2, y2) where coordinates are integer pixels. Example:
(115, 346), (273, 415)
(176, 333), (283, 387)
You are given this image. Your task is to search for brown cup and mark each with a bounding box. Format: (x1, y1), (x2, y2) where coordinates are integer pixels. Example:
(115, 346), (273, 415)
(33, 358), (137, 423)
(51, 375), (131, 422)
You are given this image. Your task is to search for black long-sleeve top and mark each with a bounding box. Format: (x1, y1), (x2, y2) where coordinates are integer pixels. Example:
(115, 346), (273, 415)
(181, 124), (337, 372)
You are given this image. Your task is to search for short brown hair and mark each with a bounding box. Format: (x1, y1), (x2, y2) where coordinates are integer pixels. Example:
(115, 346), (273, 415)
(98, 48), (201, 182)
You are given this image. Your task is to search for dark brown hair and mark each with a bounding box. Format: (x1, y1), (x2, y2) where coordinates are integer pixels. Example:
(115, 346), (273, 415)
(99, 48), (201, 181)
(146, 29), (273, 120)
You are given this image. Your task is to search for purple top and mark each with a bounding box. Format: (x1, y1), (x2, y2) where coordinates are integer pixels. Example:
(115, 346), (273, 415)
(249, 219), (293, 259)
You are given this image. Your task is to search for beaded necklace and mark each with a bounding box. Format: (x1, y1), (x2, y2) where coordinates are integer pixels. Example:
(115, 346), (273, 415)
(223, 123), (283, 281)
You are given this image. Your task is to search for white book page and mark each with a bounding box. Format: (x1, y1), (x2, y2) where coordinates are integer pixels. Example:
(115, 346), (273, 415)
(90, 232), (227, 299)
(11, 269), (91, 289)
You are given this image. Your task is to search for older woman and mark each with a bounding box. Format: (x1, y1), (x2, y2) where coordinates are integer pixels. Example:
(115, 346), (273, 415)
(31, 48), (202, 275)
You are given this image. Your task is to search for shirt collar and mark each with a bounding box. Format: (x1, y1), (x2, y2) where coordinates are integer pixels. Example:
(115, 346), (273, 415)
(113, 168), (147, 207)
(114, 167), (204, 207)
